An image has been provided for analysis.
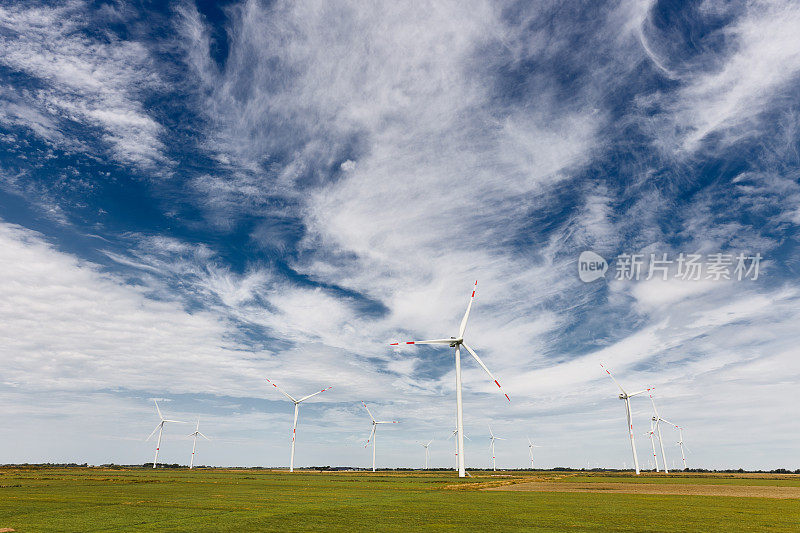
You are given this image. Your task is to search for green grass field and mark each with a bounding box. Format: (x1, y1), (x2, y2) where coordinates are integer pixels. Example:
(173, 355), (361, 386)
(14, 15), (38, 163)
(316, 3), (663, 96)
(1, 468), (798, 532)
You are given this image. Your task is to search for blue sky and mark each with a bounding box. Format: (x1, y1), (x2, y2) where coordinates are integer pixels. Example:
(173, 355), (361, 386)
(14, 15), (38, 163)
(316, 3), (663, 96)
(1, 0), (799, 470)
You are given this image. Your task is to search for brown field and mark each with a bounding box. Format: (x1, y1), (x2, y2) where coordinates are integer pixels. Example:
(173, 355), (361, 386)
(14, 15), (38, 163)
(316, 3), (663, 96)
(485, 471), (800, 498)
(488, 480), (800, 498)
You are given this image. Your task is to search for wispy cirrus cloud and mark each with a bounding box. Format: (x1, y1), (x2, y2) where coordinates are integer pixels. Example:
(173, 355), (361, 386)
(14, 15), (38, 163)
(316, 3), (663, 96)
(0, 1), (168, 169)
(1, 0), (799, 470)
(638, 0), (800, 153)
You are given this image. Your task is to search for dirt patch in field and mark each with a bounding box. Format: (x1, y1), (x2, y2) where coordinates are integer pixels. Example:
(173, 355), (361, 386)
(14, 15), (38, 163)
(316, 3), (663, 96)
(486, 481), (800, 499)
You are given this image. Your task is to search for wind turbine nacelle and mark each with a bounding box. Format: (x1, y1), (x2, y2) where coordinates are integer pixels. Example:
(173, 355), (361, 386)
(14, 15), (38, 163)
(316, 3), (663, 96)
(618, 394), (626, 400)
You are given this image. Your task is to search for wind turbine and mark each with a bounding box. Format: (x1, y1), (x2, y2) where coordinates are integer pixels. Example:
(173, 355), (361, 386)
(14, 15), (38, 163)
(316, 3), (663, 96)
(187, 418), (210, 469)
(487, 424), (505, 471)
(675, 425), (688, 469)
(649, 394), (670, 473)
(527, 437), (542, 469)
(390, 281), (510, 477)
(421, 439), (433, 469)
(362, 401), (398, 472)
(600, 363), (652, 475)
(266, 378), (333, 473)
(447, 428), (471, 470)
(645, 420), (660, 472)
(145, 400), (184, 469)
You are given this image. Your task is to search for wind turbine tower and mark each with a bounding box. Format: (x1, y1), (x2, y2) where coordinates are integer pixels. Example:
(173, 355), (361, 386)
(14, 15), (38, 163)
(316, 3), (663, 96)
(187, 418), (210, 469)
(600, 364), (653, 475)
(266, 378), (333, 472)
(390, 281), (510, 477)
(361, 401), (398, 472)
(145, 400), (184, 469)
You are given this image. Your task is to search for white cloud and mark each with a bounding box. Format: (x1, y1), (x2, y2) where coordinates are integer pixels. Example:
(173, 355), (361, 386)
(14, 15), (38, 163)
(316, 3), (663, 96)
(666, 0), (800, 151)
(628, 277), (718, 310)
(2, 1), (799, 470)
(0, 2), (168, 169)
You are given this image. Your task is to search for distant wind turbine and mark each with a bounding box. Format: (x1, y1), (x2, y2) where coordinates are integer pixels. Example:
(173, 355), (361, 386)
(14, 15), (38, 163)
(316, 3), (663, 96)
(649, 394), (671, 473)
(487, 424), (505, 471)
(390, 281), (510, 478)
(421, 439), (433, 469)
(447, 428), (471, 470)
(527, 437), (542, 469)
(600, 363), (653, 475)
(645, 420), (660, 472)
(145, 400), (184, 469)
(266, 378), (333, 472)
(187, 418), (210, 469)
(674, 425), (688, 469)
(361, 401), (398, 472)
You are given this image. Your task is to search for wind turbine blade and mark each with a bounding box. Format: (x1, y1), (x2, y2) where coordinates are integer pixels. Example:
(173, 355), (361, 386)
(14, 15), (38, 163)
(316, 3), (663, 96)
(427, 439), (434, 446)
(298, 386), (333, 403)
(361, 401), (376, 422)
(462, 343), (510, 401)
(377, 421), (398, 424)
(265, 378), (297, 403)
(154, 400), (163, 420)
(364, 425), (376, 447)
(458, 280), (477, 337)
(527, 436), (533, 446)
(146, 423), (161, 441)
(163, 419), (186, 423)
(599, 363), (627, 395)
(628, 388), (654, 397)
(447, 429), (457, 440)
(649, 394), (659, 417)
(488, 423), (494, 438)
(389, 339), (453, 346)
(199, 432), (210, 441)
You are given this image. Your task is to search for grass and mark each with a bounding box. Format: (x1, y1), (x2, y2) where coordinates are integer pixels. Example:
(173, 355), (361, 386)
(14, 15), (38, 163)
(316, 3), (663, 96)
(1, 468), (798, 532)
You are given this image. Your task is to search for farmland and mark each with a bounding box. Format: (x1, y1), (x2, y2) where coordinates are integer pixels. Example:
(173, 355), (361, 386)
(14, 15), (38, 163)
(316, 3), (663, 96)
(1, 468), (798, 532)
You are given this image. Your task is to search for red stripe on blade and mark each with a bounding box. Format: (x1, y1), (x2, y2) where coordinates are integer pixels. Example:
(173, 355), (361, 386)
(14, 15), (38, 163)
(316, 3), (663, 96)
(406, 341), (415, 344)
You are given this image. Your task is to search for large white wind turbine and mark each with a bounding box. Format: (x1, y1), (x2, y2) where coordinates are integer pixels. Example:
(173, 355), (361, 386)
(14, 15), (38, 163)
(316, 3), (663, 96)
(421, 439), (433, 469)
(362, 401), (398, 472)
(266, 378), (333, 473)
(649, 394), (671, 473)
(527, 437), (542, 469)
(487, 424), (505, 471)
(187, 418), (210, 469)
(390, 281), (510, 478)
(145, 400), (184, 469)
(600, 363), (652, 475)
